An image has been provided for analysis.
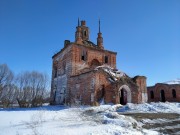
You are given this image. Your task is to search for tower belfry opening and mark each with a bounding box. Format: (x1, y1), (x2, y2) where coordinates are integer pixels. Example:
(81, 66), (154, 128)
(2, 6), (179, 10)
(75, 18), (104, 49)
(75, 19), (90, 41)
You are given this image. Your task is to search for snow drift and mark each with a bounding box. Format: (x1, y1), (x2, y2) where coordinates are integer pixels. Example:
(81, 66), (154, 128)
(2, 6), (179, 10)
(0, 102), (179, 135)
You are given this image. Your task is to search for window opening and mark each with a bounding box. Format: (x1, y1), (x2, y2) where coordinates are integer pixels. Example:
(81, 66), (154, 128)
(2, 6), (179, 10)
(150, 91), (154, 99)
(54, 67), (57, 78)
(172, 89), (176, 98)
(105, 56), (108, 63)
(81, 50), (87, 61)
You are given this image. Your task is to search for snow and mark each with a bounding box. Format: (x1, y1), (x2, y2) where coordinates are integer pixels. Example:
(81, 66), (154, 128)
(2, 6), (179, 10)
(117, 102), (180, 114)
(163, 78), (180, 84)
(0, 102), (179, 135)
(141, 118), (172, 124)
(99, 98), (105, 105)
(95, 65), (126, 81)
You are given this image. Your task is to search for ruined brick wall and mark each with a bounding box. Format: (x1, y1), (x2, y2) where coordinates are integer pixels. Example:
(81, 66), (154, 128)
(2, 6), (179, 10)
(116, 81), (139, 104)
(129, 84), (140, 103)
(50, 45), (73, 104)
(71, 44), (116, 75)
(50, 20), (149, 106)
(148, 84), (180, 102)
(68, 70), (114, 105)
(94, 71), (112, 105)
(104, 78), (140, 104)
(50, 42), (117, 105)
(50, 42), (147, 105)
(50, 41), (147, 106)
(133, 76), (148, 103)
(68, 71), (95, 105)
(104, 84), (118, 104)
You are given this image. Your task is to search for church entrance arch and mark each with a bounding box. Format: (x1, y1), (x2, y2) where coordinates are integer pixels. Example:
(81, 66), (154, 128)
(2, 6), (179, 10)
(119, 85), (131, 105)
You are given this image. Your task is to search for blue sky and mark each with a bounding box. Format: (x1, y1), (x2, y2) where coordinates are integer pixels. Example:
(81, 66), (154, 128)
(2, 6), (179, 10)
(0, 0), (180, 86)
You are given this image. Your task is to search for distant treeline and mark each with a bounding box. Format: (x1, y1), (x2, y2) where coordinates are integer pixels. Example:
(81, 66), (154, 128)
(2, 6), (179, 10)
(0, 64), (50, 108)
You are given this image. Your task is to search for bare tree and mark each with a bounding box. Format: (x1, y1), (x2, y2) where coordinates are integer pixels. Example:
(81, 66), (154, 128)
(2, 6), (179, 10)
(16, 71), (49, 107)
(30, 71), (49, 107)
(16, 72), (32, 107)
(0, 64), (50, 108)
(0, 64), (14, 96)
(0, 64), (14, 107)
(0, 84), (18, 108)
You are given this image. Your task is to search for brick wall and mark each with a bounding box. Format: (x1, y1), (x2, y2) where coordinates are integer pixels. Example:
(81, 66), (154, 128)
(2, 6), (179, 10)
(72, 44), (116, 75)
(50, 45), (73, 104)
(50, 42), (148, 105)
(68, 71), (95, 105)
(133, 76), (148, 103)
(148, 84), (180, 102)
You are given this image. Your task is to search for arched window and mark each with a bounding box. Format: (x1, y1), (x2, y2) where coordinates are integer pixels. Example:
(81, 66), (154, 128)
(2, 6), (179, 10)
(90, 59), (101, 67)
(84, 31), (87, 36)
(150, 91), (154, 99)
(62, 62), (66, 74)
(160, 90), (166, 102)
(54, 66), (57, 78)
(81, 50), (87, 61)
(172, 89), (176, 98)
(54, 91), (56, 102)
(105, 56), (108, 63)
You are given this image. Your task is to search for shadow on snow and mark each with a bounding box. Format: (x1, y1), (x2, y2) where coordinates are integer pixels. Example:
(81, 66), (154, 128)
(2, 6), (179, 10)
(0, 105), (68, 112)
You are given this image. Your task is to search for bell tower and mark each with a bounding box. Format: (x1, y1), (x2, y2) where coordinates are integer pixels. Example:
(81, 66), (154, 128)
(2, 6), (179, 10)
(75, 19), (89, 42)
(97, 19), (104, 49)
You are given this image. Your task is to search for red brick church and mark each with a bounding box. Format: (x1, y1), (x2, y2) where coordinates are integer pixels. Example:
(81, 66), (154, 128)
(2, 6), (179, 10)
(50, 19), (148, 105)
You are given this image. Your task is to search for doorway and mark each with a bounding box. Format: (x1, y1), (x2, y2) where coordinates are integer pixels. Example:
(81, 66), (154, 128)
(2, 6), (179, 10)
(119, 85), (131, 105)
(120, 88), (127, 105)
(160, 90), (165, 102)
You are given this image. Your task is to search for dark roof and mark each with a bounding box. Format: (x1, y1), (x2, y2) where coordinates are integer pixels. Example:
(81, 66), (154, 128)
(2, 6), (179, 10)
(82, 40), (97, 47)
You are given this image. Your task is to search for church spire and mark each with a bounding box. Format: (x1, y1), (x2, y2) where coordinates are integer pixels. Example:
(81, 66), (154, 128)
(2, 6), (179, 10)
(75, 18), (82, 44)
(78, 17), (80, 26)
(97, 18), (104, 49)
(99, 18), (101, 33)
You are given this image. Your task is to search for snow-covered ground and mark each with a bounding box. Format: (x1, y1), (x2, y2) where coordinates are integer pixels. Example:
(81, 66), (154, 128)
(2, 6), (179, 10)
(117, 102), (180, 114)
(0, 102), (179, 135)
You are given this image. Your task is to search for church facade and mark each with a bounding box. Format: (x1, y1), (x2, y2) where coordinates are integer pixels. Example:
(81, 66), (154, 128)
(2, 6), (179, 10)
(50, 20), (148, 105)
